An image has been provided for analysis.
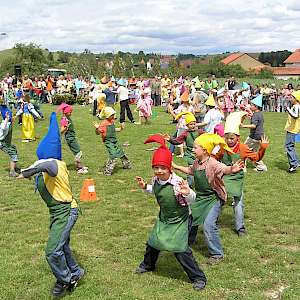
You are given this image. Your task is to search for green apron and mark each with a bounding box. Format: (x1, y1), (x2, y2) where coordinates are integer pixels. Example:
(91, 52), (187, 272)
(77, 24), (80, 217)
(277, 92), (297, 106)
(191, 165), (218, 225)
(0, 125), (17, 158)
(65, 117), (81, 155)
(148, 182), (189, 253)
(183, 131), (199, 165)
(37, 174), (71, 255)
(104, 124), (125, 159)
(222, 152), (244, 198)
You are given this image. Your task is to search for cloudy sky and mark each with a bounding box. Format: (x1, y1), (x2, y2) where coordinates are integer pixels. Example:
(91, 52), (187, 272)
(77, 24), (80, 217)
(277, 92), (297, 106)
(0, 0), (299, 54)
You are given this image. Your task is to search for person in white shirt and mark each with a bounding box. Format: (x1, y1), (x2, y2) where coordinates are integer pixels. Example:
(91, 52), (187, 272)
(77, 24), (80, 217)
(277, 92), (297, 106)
(116, 79), (136, 130)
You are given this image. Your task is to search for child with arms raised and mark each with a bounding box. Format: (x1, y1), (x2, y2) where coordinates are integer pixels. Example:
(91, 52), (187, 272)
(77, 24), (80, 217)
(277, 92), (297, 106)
(135, 134), (207, 291)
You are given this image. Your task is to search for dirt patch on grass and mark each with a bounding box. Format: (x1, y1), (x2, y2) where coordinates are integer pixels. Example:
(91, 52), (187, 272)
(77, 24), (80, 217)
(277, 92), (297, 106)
(276, 244), (300, 252)
(264, 285), (289, 299)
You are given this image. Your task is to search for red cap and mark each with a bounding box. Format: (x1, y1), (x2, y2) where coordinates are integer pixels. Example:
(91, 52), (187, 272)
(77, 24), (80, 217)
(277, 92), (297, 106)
(144, 134), (172, 170)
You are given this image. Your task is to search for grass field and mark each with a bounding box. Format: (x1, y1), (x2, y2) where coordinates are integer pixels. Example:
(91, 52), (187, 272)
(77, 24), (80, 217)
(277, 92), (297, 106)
(0, 104), (299, 300)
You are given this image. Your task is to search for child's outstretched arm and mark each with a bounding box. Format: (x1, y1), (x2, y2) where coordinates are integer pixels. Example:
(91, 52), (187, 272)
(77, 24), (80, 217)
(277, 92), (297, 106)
(17, 159), (59, 179)
(240, 135), (269, 162)
(172, 162), (193, 175)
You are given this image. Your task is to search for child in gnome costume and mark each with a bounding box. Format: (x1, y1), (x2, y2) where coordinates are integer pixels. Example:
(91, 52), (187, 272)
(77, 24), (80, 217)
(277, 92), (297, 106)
(135, 134), (207, 291)
(284, 90), (300, 172)
(169, 89), (195, 157)
(0, 97), (20, 177)
(220, 111), (269, 236)
(17, 112), (84, 297)
(136, 80), (153, 124)
(164, 111), (205, 186)
(58, 103), (88, 174)
(197, 94), (224, 133)
(242, 94), (268, 172)
(94, 106), (131, 175)
(173, 133), (244, 264)
(16, 94), (41, 142)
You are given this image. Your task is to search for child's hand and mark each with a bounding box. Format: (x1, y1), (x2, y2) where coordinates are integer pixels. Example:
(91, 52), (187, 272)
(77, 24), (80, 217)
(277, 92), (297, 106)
(162, 134), (170, 141)
(135, 176), (147, 189)
(178, 180), (190, 196)
(93, 122), (99, 129)
(260, 135), (269, 145)
(231, 159), (244, 173)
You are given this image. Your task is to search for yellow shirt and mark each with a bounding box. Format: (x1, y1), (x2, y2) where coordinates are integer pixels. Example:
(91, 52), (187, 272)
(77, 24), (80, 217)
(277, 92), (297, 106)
(285, 103), (300, 134)
(43, 160), (78, 208)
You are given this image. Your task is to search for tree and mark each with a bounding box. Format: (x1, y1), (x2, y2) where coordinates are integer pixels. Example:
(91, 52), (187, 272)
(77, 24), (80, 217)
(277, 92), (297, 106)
(258, 50), (292, 67)
(14, 42), (46, 74)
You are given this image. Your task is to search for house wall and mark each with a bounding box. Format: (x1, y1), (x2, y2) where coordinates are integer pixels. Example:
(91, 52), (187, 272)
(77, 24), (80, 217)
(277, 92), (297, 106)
(285, 63), (300, 67)
(229, 54), (265, 71)
(274, 75), (300, 80)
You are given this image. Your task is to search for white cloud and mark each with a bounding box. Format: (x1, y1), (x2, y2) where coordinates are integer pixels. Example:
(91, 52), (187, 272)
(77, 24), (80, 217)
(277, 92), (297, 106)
(0, 0), (299, 54)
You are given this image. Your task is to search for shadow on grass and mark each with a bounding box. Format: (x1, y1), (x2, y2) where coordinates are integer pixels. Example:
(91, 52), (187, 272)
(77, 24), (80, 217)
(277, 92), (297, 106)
(152, 254), (191, 283)
(67, 164), (77, 170)
(274, 160), (288, 171)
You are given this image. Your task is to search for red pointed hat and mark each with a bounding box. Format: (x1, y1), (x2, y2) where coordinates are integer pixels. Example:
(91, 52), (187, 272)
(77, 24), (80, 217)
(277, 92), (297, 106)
(144, 134), (172, 170)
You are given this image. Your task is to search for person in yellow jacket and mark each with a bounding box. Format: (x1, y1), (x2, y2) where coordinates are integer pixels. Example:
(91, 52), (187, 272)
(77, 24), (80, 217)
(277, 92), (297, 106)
(284, 90), (300, 172)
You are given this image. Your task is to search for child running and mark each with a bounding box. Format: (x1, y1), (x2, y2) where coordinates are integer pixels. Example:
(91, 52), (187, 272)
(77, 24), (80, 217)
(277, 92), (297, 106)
(17, 112), (84, 297)
(58, 103), (88, 174)
(221, 111), (269, 235)
(0, 97), (20, 177)
(94, 107), (131, 175)
(173, 133), (244, 264)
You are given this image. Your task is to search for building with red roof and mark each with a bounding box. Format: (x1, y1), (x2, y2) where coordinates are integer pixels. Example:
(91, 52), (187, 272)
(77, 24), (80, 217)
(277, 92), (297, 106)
(283, 49), (300, 67)
(221, 52), (266, 71)
(271, 49), (300, 79)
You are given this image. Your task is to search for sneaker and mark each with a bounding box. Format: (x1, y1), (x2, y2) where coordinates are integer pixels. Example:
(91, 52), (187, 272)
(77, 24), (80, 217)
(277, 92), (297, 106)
(288, 165), (299, 173)
(135, 266), (153, 274)
(122, 160), (132, 169)
(68, 269), (85, 291)
(192, 280), (206, 291)
(77, 168), (88, 174)
(206, 256), (224, 265)
(103, 170), (112, 176)
(52, 281), (69, 297)
(237, 229), (247, 237)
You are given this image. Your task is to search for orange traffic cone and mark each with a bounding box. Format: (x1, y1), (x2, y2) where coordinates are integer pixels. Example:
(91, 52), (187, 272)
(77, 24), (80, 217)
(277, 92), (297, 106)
(80, 178), (98, 202)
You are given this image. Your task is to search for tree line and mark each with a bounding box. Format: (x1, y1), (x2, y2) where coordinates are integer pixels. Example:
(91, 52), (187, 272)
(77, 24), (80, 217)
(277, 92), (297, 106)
(0, 43), (275, 79)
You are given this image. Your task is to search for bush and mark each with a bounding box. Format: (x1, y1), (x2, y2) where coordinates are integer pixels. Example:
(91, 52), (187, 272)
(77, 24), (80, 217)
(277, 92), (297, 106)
(52, 93), (76, 105)
(76, 95), (88, 105)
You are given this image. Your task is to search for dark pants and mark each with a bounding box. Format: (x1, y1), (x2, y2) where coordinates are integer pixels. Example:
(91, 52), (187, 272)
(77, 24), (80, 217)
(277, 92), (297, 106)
(139, 244), (206, 283)
(93, 99), (97, 116)
(152, 94), (161, 106)
(120, 99), (134, 123)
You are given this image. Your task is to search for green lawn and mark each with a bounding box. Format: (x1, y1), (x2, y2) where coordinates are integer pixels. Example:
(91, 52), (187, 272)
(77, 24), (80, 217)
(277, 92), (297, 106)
(0, 105), (299, 299)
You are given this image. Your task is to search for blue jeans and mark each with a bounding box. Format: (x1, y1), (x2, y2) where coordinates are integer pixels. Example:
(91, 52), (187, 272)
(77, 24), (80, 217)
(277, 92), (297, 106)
(203, 200), (224, 257)
(285, 132), (299, 168)
(46, 208), (83, 284)
(233, 194), (245, 232)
